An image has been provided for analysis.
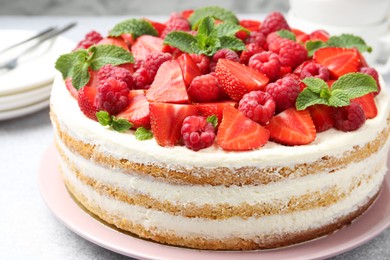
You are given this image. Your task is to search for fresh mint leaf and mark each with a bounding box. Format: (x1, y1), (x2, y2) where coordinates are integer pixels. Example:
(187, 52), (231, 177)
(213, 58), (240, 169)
(301, 77), (328, 94)
(188, 6), (239, 29)
(305, 40), (327, 57)
(96, 111), (112, 126)
(55, 49), (88, 80)
(328, 89), (350, 107)
(88, 45), (134, 71)
(331, 72), (378, 99)
(219, 36), (246, 52)
(327, 34), (372, 53)
(206, 115), (218, 128)
(277, 30), (296, 41)
(195, 34), (221, 56)
(135, 127), (153, 140)
(112, 117), (133, 132)
(163, 31), (197, 54)
(197, 16), (216, 37)
(296, 87), (329, 110)
(71, 62), (90, 90)
(109, 18), (158, 39)
(216, 22), (247, 38)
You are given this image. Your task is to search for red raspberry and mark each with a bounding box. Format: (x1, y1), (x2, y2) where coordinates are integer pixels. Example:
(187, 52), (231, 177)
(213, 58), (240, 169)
(98, 64), (134, 89)
(187, 74), (220, 102)
(134, 59), (144, 70)
(268, 38), (308, 69)
(209, 49), (240, 72)
(132, 67), (152, 89)
(333, 102), (366, 132)
(74, 31), (103, 50)
(360, 67), (381, 95)
(266, 76), (300, 113)
(259, 12), (290, 36)
(161, 17), (190, 38)
(245, 31), (267, 49)
(189, 54), (210, 74)
(240, 43), (264, 65)
(144, 52), (172, 79)
(299, 62), (330, 81)
(95, 78), (130, 115)
(181, 116), (216, 151)
(238, 91), (276, 125)
(78, 86), (98, 120)
(248, 51), (281, 82)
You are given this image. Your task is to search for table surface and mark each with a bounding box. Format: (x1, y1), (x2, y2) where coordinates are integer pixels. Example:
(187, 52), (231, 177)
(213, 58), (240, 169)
(0, 15), (389, 260)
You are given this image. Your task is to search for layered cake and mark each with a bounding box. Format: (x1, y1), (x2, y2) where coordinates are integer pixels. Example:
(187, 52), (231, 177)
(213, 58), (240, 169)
(50, 7), (390, 250)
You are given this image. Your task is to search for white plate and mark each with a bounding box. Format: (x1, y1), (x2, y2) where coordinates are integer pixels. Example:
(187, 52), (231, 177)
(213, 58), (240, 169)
(0, 98), (49, 121)
(0, 84), (52, 111)
(0, 29), (74, 96)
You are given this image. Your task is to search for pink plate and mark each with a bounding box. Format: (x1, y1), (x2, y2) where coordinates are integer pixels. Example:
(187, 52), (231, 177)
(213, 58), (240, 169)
(38, 144), (390, 260)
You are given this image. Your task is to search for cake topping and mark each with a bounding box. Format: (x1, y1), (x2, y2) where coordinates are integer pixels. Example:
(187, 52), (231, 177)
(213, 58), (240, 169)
(181, 115), (216, 151)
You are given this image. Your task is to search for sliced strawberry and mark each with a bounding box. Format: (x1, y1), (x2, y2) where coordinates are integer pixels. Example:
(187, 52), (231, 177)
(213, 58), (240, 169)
(144, 19), (166, 37)
(239, 19), (261, 31)
(146, 60), (190, 104)
(65, 69), (99, 98)
(266, 108), (316, 145)
(65, 78), (78, 99)
(215, 59), (269, 101)
(351, 93), (378, 119)
(177, 53), (202, 87)
(117, 90), (150, 129)
(216, 105), (270, 151)
(308, 105), (334, 132)
(196, 101), (237, 126)
(181, 9), (194, 19)
(313, 47), (360, 78)
(310, 30), (330, 42)
(131, 35), (164, 61)
(77, 86), (98, 120)
(291, 28), (310, 44)
(98, 36), (130, 51)
(149, 103), (198, 147)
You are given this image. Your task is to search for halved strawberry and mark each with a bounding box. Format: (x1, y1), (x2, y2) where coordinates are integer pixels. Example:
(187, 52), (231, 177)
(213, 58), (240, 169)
(215, 59), (269, 101)
(310, 30), (330, 42)
(266, 108), (316, 145)
(98, 36), (130, 51)
(216, 106), (270, 151)
(146, 60), (190, 104)
(65, 69), (99, 99)
(196, 101), (237, 126)
(144, 19), (166, 37)
(131, 35), (164, 61)
(181, 9), (194, 19)
(313, 47), (360, 78)
(351, 93), (378, 119)
(177, 53), (202, 87)
(77, 86), (98, 120)
(239, 19), (261, 31)
(149, 103), (198, 147)
(65, 78), (78, 99)
(117, 90), (150, 129)
(308, 105), (334, 132)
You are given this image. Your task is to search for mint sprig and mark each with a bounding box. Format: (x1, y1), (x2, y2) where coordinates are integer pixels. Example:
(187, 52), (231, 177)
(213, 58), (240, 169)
(109, 18), (158, 39)
(96, 111), (133, 132)
(188, 6), (239, 29)
(55, 45), (134, 90)
(276, 30), (296, 41)
(164, 16), (245, 56)
(306, 34), (372, 57)
(206, 115), (218, 128)
(135, 127), (153, 140)
(296, 73), (378, 110)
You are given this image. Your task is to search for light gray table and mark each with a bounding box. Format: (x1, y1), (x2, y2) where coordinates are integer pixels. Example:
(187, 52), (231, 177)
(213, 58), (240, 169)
(0, 16), (389, 260)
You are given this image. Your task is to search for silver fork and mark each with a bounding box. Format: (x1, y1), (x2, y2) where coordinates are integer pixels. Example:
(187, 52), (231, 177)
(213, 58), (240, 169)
(0, 22), (77, 71)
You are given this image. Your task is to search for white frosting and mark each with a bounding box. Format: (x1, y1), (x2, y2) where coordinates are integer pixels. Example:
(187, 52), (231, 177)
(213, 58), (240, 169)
(50, 75), (390, 170)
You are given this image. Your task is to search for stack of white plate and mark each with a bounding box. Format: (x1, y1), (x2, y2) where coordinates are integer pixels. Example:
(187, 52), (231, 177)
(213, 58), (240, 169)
(0, 30), (74, 121)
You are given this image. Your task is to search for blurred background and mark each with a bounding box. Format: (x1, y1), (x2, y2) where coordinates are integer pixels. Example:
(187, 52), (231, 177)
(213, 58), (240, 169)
(0, 0), (289, 15)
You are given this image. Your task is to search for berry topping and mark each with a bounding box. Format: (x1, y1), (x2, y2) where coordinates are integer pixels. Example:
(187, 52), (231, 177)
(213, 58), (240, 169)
(161, 17), (190, 38)
(117, 90), (150, 129)
(266, 108), (316, 146)
(210, 49), (240, 72)
(238, 91), (276, 125)
(333, 102), (366, 132)
(308, 104), (334, 132)
(187, 74), (220, 103)
(216, 105), (270, 151)
(248, 51), (281, 82)
(360, 67), (381, 95)
(196, 101), (237, 126)
(245, 31), (267, 48)
(131, 35), (164, 61)
(259, 12), (290, 35)
(240, 43), (264, 65)
(133, 67), (152, 90)
(181, 116), (216, 151)
(177, 53), (202, 86)
(239, 19), (261, 31)
(268, 38), (308, 69)
(78, 86), (98, 120)
(95, 78), (130, 115)
(351, 93), (378, 119)
(310, 30), (330, 42)
(313, 47), (360, 78)
(215, 59), (269, 101)
(297, 61), (330, 81)
(74, 31), (103, 50)
(189, 54), (211, 74)
(98, 64), (134, 89)
(144, 52), (173, 79)
(266, 76), (300, 113)
(98, 36), (129, 51)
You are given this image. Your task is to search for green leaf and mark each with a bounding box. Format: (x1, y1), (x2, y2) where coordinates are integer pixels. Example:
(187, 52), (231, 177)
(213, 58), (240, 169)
(96, 111), (112, 126)
(111, 117), (133, 132)
(277, 30), (296, 41)
(195, 34), (221, 56)
(216, 22), (246, 38)
(88, 45), (134, 71)
(163, 31), (197, 53)
(71, 61), (90, 90)
(306, 40), (327, 57)
(109, 18), (158, 39)
(55, 50), (88, 80)
(188, 6), (239, 29)
(135, 127), (153, 140)
(219, 36), (246, 51)
(301, 77), (329, 94)
(328, 89), (350, 107)
(327, 34), (372, 53)
(197, 16), (216, 37)
(296, 88), (329, 110)
(206, 115), (218, 128)
(331, 72), (378, 99)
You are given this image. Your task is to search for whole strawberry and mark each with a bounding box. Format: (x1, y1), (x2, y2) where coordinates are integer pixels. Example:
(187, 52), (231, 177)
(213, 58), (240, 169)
(181, 116), (216, 151)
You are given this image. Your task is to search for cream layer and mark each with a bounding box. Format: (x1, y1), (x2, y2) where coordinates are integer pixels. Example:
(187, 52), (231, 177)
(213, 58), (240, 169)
(50, 75), (390, 171)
